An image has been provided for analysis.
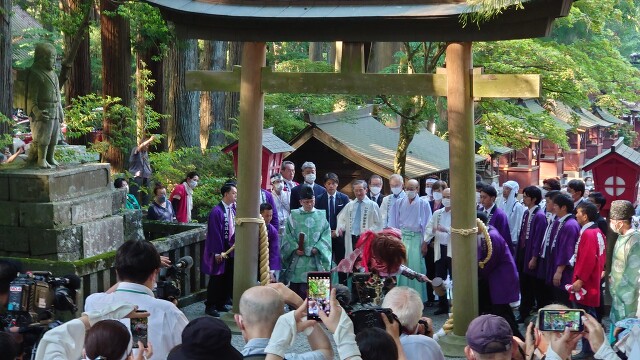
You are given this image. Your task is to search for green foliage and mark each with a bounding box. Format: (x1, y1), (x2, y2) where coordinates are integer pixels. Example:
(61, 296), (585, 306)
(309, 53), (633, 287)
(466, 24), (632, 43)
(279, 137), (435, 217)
(115, 2), (172, 58)
(132, 63), (169, 138)
(149, 147), (235, 221)
(65, 93), (113, 139)
(460, 0), (524, 28)
(475, 100), (569, 156)
(0, 114), (13, 149)
(11, 27), (62, 69)
(267, 42), (310, 65)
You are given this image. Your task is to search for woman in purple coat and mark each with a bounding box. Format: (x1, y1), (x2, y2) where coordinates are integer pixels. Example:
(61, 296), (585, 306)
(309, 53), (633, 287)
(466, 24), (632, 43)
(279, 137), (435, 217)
(476, 211), (523, 340)
(203, 182), (237, 318)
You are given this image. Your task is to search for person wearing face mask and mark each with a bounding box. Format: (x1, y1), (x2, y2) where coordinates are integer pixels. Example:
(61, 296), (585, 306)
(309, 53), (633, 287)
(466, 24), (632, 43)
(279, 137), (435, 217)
(428, 180), (447, 212)
(425, 188), (452, 314)
(260, 177), (280, 230)
(270, 173), (291, 236)
(367, 174), (385, 206)
(169, 171), (199, 223)
(381, 174), (406, 228)
(475, 181), (486, 210)
(608, 200), (640, 339)
(147, 183), (176, 222)
(289, 161), (326, 211)
(566, 179), (586, 212)
(388, 179), (432, 300)
(498, 181), (525, 255)
(421, 177), (438, 202)
(114, 178), (140, 210)
(281, 185), (332, 299)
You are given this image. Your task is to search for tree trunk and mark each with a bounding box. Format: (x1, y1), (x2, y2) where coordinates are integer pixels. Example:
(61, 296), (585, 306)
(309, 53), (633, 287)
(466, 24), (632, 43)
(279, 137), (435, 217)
(225, 41), (243, 132)
(136, 46), (165, 151)
(0, 0), (12, 137)
(135, 45), (146, 143)
(165, 38), (200, 151)
(328, 42), (336, 68)
(367, 42), (401, 73)
(394, 120), (415, 177)
(61, 0), (92, 97)
(100, 0), (131, 173)
(200, 40), (228, 148)
(309, 42), (323, 62)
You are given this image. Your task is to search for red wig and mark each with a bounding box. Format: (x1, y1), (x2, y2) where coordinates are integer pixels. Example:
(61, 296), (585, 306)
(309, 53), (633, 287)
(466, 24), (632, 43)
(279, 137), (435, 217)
(356, 228), (406, 274)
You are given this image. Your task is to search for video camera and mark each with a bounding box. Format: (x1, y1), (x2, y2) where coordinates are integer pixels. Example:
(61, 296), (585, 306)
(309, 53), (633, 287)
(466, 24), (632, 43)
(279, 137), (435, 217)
(335, 273), (399, 335)
(4, 271), (80, 328)
(155, 256), (193, 303)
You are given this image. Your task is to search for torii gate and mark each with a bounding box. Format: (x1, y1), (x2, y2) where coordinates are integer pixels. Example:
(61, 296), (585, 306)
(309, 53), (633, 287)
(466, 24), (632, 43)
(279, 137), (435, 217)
(146, 0), (575, 352)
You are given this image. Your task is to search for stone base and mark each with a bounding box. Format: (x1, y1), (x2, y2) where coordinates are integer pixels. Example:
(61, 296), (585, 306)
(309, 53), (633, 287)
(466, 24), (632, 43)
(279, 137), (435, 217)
(0, 163), (139, 260)
(437, 332), (468, 358)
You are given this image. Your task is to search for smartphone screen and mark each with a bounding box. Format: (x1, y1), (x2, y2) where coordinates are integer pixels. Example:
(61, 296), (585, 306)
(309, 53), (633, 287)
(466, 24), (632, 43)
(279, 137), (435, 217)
(538, 309), (584, 332)
(307, 272), (331, 320)
(130, 311), (149, 348)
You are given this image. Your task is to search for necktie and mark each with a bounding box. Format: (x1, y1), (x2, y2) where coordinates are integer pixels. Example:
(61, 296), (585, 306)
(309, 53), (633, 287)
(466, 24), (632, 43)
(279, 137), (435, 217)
(228, 207), (235, 240)
(353, 201), (363, 235)
(329, 195), (336, 229)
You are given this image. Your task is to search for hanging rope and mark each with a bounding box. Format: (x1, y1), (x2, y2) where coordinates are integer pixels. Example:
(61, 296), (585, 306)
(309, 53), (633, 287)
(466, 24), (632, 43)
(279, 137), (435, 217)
(235, 216), (271, 285)
(477, 219), (493, 269)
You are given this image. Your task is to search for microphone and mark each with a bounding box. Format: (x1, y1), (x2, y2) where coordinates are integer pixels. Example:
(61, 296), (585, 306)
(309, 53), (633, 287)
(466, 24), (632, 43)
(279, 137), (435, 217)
(175, 256), (194, 270)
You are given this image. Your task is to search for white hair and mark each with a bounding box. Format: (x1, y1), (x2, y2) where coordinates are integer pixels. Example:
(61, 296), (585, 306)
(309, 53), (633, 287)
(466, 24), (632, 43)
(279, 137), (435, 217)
(381, 286), (423, 330)
(301, 161), (316, 171)
(390, 174), (403, 183)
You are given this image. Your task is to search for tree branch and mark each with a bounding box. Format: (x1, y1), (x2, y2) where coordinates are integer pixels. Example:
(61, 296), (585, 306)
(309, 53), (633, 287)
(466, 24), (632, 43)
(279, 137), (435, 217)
(58, 0), (94, 89)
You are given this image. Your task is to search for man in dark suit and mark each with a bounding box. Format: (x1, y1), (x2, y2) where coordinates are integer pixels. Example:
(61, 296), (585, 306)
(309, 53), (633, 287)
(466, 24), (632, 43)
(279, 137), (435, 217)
(367, 174), (384, 207)
(316, 173), (350, 283)
(289, 161), (327, 210)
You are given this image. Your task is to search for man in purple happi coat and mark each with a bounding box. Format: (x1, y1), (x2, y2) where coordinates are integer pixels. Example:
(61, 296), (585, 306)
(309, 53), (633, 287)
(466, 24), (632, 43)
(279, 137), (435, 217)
(516, 186), (548, 322)
(203, 182), (237, 318)
(545, 193), (580, 306)
(535, 190), (561, 308)
(261, 188), (279, 230)
(479, 185), (513, 249)
(260, 202), (282, 281)
(476, 211), (523, 340)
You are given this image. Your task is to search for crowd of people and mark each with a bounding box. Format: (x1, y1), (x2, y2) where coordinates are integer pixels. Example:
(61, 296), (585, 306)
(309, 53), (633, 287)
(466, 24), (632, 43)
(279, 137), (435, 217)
(2, 157), (639, 360)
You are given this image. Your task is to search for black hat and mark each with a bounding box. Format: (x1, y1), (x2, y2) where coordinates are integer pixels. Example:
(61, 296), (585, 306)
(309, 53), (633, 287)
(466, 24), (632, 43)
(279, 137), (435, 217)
(300, 185), (315, 200)
(167, 317), (242, 360)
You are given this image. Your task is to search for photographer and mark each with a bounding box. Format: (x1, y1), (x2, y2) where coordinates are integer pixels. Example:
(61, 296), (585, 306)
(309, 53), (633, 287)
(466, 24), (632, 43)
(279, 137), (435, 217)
(35, 303), (152, 360)
(85, 240), (189, 359)
(381, 287), (444, 360)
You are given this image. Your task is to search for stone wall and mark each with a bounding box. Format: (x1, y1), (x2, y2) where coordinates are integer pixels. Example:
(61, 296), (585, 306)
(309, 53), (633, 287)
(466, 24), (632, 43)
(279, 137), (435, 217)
(0, 163), (140, 260)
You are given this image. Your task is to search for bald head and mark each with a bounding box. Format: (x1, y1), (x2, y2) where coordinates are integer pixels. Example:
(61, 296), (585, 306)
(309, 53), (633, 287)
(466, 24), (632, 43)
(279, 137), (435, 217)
(239, 286), (285, 329)
(406, 179), (419, 189)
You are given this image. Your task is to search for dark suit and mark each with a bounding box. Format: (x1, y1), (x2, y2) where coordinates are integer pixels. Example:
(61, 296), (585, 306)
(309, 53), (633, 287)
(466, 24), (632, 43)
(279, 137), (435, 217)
(367, 192), (384, 207)
(290, 183), (327, 210)
(316, 191), (350, 284)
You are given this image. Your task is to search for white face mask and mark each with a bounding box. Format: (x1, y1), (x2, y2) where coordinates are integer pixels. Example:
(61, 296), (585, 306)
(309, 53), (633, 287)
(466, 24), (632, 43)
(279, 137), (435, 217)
(541, 188), (548, 197)
(475, 191), (481, 204)
(124, 185), (129, 194)
(442, 198), (451, 208)
(586, 181), (594, 187)
(304, 173), (316, 183)
(391, 186), (402, 195)
(406, 190), (417, 199)
(610, 221), (622, 234)
(189, 180), (198, 189)
(433, 192), (443, 201)
(370, 186), (382, 195)
(425, 188), (433, 197)
(273, 183), (284, 192)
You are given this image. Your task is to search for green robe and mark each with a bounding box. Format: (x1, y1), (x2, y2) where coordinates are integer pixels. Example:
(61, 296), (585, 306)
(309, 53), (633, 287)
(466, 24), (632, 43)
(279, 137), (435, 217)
(609, 229), (640, 323)
(280, 208), (332, 284)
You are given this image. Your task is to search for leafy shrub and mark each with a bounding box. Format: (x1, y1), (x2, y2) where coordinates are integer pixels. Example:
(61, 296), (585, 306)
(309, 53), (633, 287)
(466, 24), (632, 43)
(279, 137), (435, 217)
(149, 147), (235, 222)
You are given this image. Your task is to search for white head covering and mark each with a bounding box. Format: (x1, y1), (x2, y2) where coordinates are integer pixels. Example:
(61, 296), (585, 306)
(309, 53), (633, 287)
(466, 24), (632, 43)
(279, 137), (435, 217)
(500, 181), (520, 216)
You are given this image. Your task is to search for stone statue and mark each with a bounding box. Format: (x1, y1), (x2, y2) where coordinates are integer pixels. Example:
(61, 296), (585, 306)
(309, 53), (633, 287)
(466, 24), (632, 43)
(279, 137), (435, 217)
(24, 43), (64, 168)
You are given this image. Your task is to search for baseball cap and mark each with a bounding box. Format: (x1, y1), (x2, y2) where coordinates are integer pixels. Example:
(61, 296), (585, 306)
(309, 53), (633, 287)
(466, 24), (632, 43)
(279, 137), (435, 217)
(466, 314), (513, 354)
(167, 317), (242, 360)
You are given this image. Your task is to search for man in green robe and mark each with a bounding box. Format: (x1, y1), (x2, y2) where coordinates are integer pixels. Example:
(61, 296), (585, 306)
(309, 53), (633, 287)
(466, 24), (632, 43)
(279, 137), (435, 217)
(608, 200), (640, 339)
(281, 185), (332, 299)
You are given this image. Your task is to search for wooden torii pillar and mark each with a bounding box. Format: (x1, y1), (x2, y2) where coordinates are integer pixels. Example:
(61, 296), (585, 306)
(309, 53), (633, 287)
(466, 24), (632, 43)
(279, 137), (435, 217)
(188, 41), (539, 348)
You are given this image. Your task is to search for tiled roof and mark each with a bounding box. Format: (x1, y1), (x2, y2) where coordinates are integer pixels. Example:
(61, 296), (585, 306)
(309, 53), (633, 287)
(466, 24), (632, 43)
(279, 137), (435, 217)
(11, 6), (43, 65)
(576, 108), (611, 128)
(549, 100), (603, 129)
(593, 107), (626, 125)
(307, 106), (485, 178)
(521, 100), (572, 131)
(262, 128), (295, 153)
(583, 138), (640, 169)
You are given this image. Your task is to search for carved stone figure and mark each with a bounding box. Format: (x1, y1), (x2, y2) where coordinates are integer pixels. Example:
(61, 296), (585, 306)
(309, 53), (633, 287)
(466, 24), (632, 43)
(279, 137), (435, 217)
(24, 43), (64, 168)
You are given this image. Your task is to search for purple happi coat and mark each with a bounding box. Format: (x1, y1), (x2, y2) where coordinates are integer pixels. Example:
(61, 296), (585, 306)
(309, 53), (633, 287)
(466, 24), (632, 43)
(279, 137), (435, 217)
(261, 189), (280, 230)
(488, 206), (513, 247)
(478, 226), (520, 304)
(267, 223), (282, 270)
(203, 202), (235, 275)
(545, 215), (580, 288)
(520, 206), (548, 276)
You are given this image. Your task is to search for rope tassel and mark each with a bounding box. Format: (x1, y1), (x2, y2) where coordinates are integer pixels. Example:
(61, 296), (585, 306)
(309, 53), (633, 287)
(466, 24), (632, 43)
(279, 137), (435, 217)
(236, 216), (271, 285)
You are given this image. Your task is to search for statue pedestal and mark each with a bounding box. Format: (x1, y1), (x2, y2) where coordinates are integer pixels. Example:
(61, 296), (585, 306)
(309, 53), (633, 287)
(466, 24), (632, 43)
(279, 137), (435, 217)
(0, 163), (141, 261)
(437, 332), (468, 358)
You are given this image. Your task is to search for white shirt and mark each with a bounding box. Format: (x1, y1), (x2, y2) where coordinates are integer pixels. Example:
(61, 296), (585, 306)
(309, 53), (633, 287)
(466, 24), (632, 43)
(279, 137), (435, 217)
(434, 209), (452, 246)
(85, 282), (189, 360)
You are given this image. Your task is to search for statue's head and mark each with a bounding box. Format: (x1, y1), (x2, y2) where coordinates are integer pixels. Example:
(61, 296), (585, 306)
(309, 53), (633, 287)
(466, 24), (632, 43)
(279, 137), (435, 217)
(33, 43), (56, 71)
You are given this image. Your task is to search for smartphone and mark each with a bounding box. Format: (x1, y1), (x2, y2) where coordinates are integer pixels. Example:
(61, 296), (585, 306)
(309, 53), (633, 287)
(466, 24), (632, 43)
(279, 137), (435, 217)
(538, 309), (585, 332)
(130, 310), (149, 348)
(307, 272), (331, 320)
